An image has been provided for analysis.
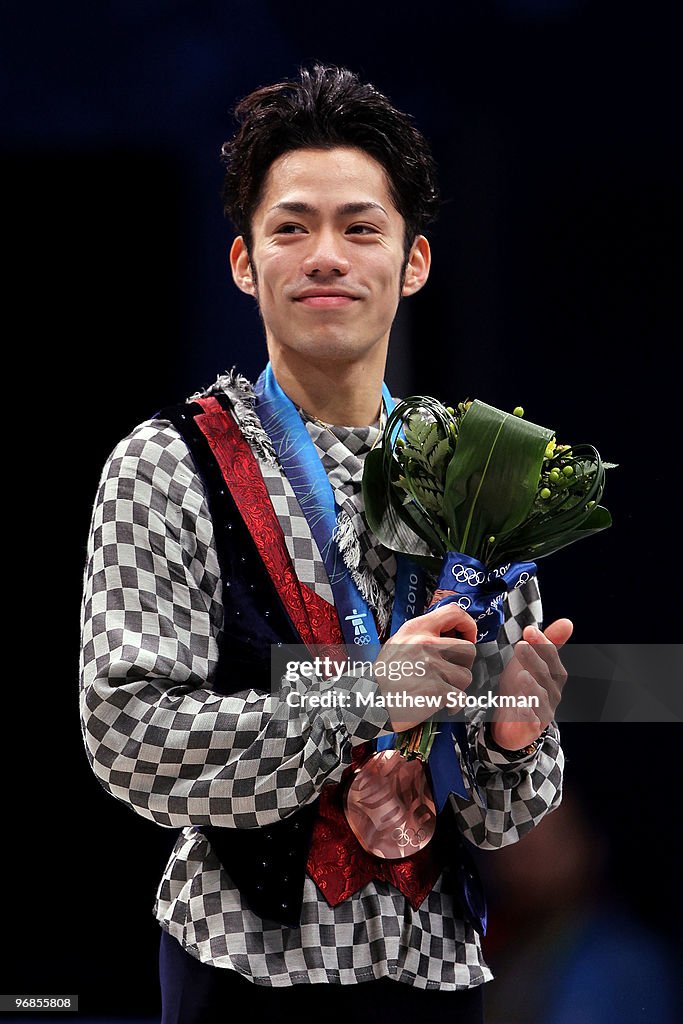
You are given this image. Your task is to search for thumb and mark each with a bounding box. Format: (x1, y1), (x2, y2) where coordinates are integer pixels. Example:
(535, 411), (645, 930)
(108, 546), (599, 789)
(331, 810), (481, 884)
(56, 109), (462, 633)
(524, 618), (573, 649)
(424, 600), (478, 643)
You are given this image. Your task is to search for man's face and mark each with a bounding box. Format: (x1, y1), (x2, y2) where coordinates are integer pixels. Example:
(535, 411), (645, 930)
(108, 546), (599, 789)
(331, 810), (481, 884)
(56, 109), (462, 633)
(230, 146), (429, 368)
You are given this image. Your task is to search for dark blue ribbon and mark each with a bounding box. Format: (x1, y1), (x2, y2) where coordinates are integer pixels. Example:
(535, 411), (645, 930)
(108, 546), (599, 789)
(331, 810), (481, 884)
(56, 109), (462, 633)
(424, 552), (538, 814)
(431, 552), (538, 643)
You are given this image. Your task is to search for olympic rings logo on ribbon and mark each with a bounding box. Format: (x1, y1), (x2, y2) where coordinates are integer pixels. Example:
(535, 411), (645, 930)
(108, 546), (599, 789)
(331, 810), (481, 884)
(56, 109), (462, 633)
(354, 634), (373, 645)
(450, 563), (486, 587)
(514, 571), (531, 589)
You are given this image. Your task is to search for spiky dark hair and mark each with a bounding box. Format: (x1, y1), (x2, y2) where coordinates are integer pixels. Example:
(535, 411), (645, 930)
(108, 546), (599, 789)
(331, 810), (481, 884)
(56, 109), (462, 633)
(221, 64), (440, 257)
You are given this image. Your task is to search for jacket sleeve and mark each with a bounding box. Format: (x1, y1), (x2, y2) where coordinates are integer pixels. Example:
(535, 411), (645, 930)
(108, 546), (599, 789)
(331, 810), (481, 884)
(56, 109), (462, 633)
(448, 578), (565, 849)
(79, 420), (391, 831)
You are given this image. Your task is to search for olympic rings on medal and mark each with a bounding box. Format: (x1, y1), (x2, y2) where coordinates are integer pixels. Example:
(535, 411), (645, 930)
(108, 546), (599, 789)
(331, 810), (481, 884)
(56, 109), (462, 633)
(392, 825), (427, 849)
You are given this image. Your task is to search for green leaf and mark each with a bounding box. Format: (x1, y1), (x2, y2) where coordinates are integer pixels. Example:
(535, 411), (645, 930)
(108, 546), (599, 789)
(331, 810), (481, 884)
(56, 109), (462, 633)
(428, 436), (453, 474)
(501, 504), (612, 561)
(362, 397), (459, 559)
(362, 445), (390, 537)
(363, 445), (445, 558)
(421, 423), (440, 459)
(442, 400), (554, 557)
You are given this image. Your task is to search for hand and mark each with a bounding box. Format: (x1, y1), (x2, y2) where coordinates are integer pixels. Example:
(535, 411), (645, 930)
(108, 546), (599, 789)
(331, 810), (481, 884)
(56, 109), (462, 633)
(490, 618), (573, 751)
(373, 603), (477, 732)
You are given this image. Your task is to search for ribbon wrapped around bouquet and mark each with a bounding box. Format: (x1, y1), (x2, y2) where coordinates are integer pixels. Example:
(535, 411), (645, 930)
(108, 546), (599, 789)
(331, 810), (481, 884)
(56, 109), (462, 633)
(431, 551), (538, 644)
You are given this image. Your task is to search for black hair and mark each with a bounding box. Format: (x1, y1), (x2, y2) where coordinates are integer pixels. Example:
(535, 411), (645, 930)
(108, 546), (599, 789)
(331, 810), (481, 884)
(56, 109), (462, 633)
(221, 64), (440, 258)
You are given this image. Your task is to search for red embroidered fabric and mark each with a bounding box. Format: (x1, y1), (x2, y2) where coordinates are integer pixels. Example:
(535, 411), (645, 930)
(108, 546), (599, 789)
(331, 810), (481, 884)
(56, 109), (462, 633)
(194, 396), (341, 644)
(193, 395), (444, 910)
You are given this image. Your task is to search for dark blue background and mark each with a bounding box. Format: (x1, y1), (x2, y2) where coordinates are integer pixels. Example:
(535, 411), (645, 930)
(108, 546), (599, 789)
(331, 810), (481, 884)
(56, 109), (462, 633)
(3, 1), (680, 1018)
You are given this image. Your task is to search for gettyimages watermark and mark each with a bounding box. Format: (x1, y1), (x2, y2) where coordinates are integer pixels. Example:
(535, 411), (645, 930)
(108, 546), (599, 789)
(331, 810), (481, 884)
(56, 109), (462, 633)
(269, 644), (683, 724)
(281, 653), (540, 713)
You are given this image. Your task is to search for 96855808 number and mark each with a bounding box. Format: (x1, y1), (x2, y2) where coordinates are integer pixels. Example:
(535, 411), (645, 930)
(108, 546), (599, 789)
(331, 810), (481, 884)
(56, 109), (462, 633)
(0, 995), (78, 1011)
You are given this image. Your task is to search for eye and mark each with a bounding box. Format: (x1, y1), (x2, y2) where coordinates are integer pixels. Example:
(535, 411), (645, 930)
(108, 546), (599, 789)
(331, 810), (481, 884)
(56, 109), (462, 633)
(346, 224), (378, 235)
(275, 223), (306, 234)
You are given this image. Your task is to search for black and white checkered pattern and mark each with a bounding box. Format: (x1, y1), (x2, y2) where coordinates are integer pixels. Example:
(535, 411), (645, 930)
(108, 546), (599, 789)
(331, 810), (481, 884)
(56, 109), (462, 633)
(80, 377), (563, 990)
(256, 457), (335, 603)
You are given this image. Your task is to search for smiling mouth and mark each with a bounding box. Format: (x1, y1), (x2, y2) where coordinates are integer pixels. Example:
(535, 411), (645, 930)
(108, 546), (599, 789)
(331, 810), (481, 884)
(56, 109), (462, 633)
(296, 294), (358, 308)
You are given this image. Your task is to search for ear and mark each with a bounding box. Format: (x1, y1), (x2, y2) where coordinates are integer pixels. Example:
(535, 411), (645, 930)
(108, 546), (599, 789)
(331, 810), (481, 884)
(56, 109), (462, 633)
(230, 236), (256, 295)
(401, 235), (431, 297)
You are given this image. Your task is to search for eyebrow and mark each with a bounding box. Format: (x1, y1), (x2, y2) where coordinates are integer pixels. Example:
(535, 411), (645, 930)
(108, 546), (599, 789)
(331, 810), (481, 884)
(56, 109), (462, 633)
(267, 200), (389, 217)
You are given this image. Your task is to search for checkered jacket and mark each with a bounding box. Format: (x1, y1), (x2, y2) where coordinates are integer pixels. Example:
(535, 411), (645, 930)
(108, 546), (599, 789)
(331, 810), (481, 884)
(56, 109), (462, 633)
(79, 370), (564, 990)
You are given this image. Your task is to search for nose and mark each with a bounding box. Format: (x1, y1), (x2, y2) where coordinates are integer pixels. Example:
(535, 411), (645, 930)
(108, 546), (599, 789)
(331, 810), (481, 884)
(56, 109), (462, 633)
(301, 229), (350, 277)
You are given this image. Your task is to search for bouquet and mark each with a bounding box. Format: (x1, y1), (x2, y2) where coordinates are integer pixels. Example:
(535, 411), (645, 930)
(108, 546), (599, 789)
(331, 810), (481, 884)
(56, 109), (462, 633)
(344, 396), (613, 858)
(364, 397), (612, 574)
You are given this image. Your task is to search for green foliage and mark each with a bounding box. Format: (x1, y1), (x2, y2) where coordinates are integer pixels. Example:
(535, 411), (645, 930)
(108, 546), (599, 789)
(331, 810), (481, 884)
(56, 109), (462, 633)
(362, 395), (613, 566)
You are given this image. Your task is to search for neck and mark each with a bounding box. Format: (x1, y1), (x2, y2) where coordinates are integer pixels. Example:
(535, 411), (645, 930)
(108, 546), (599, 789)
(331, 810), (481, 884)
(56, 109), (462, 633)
(267, 350), (386, 427)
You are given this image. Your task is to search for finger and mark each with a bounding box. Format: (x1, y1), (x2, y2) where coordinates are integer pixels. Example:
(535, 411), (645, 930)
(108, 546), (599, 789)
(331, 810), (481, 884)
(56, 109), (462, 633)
(436, 660), (473, 692)
(517, 635), (567, 685)
(515, 641), (554, 683)
(516, 670), (553, 726)
(518, 669), (554, 724)
(524, 619), (573, 649)
(439, 639), (476, 670)
(420, 646), (474, 690)
(497, 668), (552, 724)
(422, 601), (478, 643)
(514, 641), (563, 707)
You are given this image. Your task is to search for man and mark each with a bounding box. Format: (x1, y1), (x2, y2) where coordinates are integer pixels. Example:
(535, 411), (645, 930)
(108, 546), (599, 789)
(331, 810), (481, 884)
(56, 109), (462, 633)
(80, 65), (570, 1024)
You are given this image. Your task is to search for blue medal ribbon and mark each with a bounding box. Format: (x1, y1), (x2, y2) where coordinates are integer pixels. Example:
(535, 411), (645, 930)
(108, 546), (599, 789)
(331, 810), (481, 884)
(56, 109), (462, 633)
(255, 363), (387, 659)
